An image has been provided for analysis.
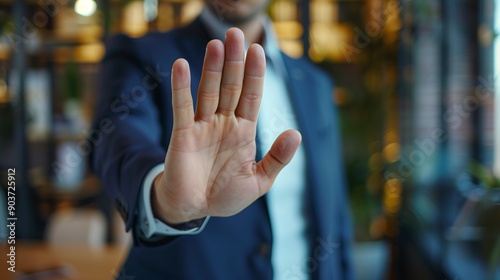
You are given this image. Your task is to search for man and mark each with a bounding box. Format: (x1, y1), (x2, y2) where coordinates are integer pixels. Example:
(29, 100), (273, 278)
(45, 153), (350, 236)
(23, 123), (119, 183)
(90, 0), (353, 279)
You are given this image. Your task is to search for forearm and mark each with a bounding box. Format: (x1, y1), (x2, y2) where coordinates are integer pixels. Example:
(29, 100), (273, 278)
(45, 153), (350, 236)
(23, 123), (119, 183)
(90, 120), (165, 230)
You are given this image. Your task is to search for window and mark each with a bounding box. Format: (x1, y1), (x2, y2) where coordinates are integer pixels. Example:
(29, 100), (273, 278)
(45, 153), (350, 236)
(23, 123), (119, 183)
(398, 0), (500, 278)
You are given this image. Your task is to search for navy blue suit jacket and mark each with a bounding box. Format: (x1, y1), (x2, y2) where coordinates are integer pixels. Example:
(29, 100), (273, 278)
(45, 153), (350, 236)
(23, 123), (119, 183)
(90, 17), (354, 280)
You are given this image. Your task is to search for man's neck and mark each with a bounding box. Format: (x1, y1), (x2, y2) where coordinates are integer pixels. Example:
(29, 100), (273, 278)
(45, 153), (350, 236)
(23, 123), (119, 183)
(200, 8), (266, 46)
(236, 14), (265, 45)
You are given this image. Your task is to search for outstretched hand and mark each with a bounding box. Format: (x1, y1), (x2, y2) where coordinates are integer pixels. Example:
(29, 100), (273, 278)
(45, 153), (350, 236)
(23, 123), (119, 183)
(152, 28), (302, 225)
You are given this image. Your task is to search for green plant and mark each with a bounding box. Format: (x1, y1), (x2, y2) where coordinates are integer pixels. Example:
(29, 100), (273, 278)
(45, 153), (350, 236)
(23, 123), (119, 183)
(469, 162), (500, 279)
(0, 11), (14, 37)
(62, 60), (83, 101)
(469, 161), (500, 189)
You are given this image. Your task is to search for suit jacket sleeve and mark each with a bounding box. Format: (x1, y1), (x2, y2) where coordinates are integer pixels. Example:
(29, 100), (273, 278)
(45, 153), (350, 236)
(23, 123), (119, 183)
(89, 34), (166, 233)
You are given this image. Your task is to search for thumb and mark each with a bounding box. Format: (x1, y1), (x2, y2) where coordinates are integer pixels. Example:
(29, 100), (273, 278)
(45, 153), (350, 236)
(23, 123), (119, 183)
(256, 129), (302, 196)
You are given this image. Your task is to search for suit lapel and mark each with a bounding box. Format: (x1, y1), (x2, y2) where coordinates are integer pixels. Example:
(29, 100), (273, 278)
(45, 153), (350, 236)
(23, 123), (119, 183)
(281, 55), (332, 241)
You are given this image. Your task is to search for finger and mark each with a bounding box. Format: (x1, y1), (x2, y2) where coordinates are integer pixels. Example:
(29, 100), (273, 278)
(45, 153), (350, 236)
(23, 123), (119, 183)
(171, 59), (194, 129)
(217, 28), (245, 116)
(235, 43), (265, 122)
(196, 40), (224, 121)
(256, 130), (302, 195)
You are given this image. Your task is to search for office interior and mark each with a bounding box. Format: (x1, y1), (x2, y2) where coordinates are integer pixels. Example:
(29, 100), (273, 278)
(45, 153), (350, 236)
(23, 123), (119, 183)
(0, 0), (499, 279)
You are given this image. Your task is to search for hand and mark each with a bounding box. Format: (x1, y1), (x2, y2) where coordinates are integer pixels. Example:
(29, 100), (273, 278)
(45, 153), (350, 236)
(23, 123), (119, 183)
(152, 28), (301, 225)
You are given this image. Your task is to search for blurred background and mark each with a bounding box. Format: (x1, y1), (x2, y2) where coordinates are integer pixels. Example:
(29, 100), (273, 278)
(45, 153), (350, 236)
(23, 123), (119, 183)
(0, 0), (499, 279)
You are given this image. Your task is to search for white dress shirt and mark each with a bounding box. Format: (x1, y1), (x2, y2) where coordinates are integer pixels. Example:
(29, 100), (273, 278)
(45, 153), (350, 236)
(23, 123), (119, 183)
(137, 9), (310, 280)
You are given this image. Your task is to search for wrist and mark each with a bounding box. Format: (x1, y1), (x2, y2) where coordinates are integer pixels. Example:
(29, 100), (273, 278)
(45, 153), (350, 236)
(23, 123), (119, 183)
(151, 173), (204, 225)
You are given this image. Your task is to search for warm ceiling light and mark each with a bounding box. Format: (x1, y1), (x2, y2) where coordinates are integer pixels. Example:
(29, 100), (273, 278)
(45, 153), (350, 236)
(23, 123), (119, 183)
(75, 0), (97, 17)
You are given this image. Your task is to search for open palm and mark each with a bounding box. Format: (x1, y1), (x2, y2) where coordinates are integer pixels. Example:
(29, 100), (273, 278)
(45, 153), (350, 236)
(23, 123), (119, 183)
(153, 28), (301, 225)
